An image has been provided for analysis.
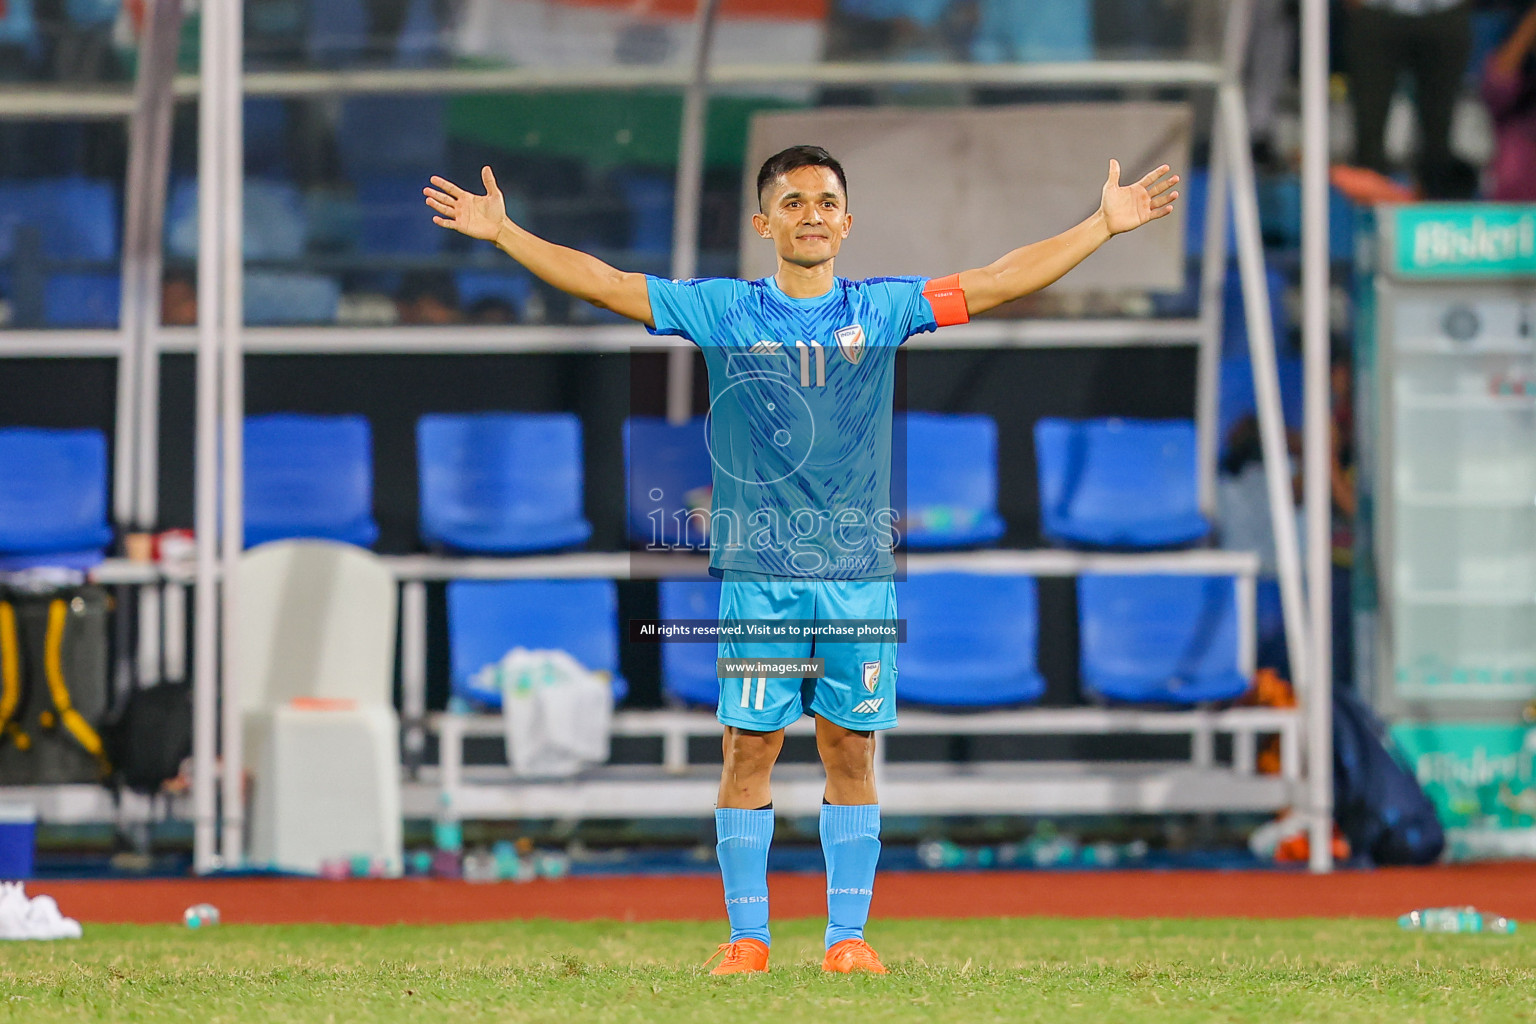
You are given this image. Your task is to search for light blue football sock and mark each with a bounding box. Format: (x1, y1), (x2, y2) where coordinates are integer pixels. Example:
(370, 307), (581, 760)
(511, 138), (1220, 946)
(715, 807), (773, 945)
(821, 803), (881, 948)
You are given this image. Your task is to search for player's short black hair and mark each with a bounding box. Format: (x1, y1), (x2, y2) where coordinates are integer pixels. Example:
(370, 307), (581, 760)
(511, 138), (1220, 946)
(756, 145), (848, 212)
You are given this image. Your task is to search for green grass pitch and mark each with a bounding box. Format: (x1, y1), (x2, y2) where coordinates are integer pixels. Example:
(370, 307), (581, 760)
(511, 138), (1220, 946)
(1, 917), (1531, 1023)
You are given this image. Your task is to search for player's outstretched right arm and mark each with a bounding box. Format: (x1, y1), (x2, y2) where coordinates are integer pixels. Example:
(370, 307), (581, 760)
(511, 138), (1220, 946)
(424, 166), (655, 327)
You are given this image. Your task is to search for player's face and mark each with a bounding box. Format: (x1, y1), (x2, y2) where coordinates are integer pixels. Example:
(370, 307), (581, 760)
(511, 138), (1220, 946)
(751, 165), (851, 269)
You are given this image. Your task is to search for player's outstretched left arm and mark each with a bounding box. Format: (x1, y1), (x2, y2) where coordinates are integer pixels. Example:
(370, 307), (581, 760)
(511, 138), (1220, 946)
(954, 160), (1178, 317)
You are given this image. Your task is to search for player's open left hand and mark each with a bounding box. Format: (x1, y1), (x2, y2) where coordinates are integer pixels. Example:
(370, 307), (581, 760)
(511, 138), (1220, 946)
(1100, 159), (1179, 236)
(424, 166), (507, 242)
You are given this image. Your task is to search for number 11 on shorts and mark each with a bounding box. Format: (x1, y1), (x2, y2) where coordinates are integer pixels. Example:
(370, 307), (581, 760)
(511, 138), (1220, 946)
(740, 677), (767, 710)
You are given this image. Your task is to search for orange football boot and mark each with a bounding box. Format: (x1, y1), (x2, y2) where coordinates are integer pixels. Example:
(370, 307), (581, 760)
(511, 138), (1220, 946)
(704, 938), (770, 975)
(821, 938), (888, 974)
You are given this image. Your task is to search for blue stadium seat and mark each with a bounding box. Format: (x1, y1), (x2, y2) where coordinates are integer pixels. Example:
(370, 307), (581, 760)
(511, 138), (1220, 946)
(612, 171), (674, 255)
(418, 412), (593, 554)
(394, 0), (442, 66)
(0, 427), (113, 570)
(244, 98), (293, 178)
(1222, 259), (1290, 359)
(447, 579), (628, 708)
(657, 579), (722, 706)
(1218, 353), (1304, 454)
(0, 186), (29, 263)
(353, 174), (445, 255)
(65, 0), (117, 27)
(623, 416), (712, 549)
(895, 573), (1044, 706)
(166, 178), (308, 261)
(244, 271), (341, 325)
(42, 177), (118, 262)
(972, 0), (1092, 62)
(336, 96), (446, 180)
(304, 0), (368, 65)
(306, 0), (440, 66)
(0, 178), (118, 266)
(43, 273), (120, 328)
(1179, 168), (1235, 260)
(894, 412), (1006, 549)
(0, 0), (37, 48)
(244, 414), (379, 548)
(1078, 574), (1250, 704)
(1035, 418), (1210, 548)
(456, 269), (534, 319)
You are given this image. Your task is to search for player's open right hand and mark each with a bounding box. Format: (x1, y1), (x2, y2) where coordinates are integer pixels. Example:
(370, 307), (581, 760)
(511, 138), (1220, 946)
(424, 166), (507, 242)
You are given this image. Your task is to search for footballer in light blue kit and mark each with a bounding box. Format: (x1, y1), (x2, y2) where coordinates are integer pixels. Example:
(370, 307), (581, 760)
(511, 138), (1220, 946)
(425, 145), (1179, 974)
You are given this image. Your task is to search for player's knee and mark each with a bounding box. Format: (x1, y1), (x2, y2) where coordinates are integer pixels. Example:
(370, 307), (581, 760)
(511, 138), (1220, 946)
(818, 728), (875, 782)
(722, 727), (782, 778)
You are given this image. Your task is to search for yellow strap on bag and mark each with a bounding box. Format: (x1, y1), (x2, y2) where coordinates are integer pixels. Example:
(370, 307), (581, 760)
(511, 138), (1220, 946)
(0, 600), (28, 750)
(43, 598), (110, 774)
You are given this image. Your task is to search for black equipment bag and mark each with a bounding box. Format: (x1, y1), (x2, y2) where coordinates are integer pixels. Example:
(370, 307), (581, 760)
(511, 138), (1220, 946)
(1333, 687), (1445, 866)
(0, 585), (113, 785)
(102, 681), (192, 795)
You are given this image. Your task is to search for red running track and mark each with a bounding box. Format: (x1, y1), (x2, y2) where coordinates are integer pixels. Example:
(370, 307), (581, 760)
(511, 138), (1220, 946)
(36, 864), (1536, 925)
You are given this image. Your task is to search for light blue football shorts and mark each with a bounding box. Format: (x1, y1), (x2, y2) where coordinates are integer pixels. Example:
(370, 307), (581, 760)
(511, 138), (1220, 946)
(715, 569), (898, 733)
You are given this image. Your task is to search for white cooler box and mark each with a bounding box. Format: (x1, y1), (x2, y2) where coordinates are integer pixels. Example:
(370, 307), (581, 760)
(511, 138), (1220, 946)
(249, 702), (402, 876)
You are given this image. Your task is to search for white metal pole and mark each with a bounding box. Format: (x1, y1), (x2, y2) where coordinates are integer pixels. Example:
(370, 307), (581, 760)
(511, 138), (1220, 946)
(218, 0), (247, 869)
(1219, 85), (1312, 688)
(131, 0), (183, 534)
(1193, 0), (1246, 517)
(1219, 0), (1311, 686)
(665, 0), (722, 425)
(1300, 0), (1334, 873)
(1194, 121), (1230, 517)
(191, 0), (227, 874)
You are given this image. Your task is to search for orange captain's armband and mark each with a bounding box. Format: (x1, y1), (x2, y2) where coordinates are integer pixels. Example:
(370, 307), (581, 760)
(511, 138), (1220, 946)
(922, 274), (969, 327)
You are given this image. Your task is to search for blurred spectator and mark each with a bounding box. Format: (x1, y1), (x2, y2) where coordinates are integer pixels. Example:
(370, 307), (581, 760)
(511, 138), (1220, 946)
(36, 0), (125, 81)
(1481, 0), (1536, 200)
(1345, 0), (1475, 198)
(395, 270), (460, 324)
(828, 0), (959, 61)
(1217, 344), (1356, 686)
(161, 268), (197, 326)
(1217, 413), (1304, 678)
(1247, 0), (1296, 169)
(467, 296), (516, 324)
(0, 0), (39, 81)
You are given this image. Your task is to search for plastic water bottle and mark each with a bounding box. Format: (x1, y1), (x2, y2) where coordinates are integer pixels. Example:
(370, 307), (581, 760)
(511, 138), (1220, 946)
(1398, 906), (1518, 935)
(462, 848), (498, 883)
(917, 839), (963, 869)
(491, 840), (520, 881)
(433, 819), (463, 854)
(183, 903), (220, 929)
(406, 849), (434, 878)
(536, 850), (571, 880)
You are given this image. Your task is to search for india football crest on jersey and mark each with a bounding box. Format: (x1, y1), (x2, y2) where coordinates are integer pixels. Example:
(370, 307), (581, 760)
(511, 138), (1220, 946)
(862, 660), (881, 693)
(835, 323), (865, 365)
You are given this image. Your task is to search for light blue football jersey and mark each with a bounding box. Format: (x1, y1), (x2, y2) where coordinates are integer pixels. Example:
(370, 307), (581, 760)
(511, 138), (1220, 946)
(646, 275), (940, 580)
